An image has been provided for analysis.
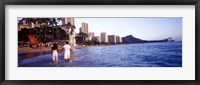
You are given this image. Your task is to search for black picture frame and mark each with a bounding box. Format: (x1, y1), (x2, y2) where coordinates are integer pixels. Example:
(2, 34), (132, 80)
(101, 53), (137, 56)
(0, 0), (200, 85)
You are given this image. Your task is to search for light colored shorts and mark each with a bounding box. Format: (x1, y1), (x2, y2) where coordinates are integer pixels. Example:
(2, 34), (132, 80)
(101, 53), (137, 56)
(52, 50), (58, 61)
(64, 52), (70, 59)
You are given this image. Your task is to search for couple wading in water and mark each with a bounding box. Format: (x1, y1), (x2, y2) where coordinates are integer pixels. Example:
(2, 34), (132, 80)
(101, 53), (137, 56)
(51, 41), (72, 64)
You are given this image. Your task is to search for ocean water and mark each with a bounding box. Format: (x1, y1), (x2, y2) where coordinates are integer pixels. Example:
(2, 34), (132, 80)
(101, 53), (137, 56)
(18, 42), (182, 67)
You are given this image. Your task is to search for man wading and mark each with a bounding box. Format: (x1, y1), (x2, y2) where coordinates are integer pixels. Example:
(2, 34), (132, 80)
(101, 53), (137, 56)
(62, 41), (72, 63)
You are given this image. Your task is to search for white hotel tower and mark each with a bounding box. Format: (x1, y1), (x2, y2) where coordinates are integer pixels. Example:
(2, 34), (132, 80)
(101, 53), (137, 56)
(101, 32), (108, 43)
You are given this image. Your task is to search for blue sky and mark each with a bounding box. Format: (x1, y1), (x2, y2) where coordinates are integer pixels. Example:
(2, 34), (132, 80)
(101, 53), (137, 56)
(74, 18), (182, 41)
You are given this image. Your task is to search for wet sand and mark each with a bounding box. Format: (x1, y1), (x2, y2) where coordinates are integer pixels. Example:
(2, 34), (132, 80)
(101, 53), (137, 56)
(18, 47), (51, 54)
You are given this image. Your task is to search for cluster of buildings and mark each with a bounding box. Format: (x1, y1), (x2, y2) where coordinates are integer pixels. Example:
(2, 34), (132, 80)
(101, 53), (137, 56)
(77, 21), (123, 44)
(18, 18), (77, 47)
(18, 18), (43, 30)
(18, 18), (123, 46)
(64, 19), (123, 44)
(61, 18), (75, 25)
(100, 33), (122, 44)
(69, 20), (123, 44)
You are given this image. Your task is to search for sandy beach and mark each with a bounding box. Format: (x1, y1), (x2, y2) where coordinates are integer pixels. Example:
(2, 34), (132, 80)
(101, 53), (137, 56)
(18, 44), (90, 54)
(18, 44), (114, 54)
(18, 47), (51, 53)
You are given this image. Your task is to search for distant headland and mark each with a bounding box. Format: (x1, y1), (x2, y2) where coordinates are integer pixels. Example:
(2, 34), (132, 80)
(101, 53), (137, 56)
(122, 35), (174, 44)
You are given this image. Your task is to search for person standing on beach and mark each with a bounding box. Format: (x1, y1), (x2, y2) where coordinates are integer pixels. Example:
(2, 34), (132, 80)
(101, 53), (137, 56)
(51, 43), (59, 64)
(63, 41), (72, 63)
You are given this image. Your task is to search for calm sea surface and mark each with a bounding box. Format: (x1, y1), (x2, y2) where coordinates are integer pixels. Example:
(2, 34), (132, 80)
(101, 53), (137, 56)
(18, 42), (182, 67)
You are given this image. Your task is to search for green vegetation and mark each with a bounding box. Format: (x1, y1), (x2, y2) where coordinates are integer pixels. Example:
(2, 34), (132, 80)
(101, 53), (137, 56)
(18, 18), (68, 43)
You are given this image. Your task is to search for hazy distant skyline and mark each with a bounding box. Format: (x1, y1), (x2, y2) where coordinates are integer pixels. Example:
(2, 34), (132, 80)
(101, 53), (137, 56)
(18, 17), (182, 41)
(74, 18), (182, 41)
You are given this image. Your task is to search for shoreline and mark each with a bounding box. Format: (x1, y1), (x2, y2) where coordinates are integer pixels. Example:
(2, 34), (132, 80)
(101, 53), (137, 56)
(18, 44), (90, 54)
(19, 41), (179, 54)
(18, 47), (52, 54)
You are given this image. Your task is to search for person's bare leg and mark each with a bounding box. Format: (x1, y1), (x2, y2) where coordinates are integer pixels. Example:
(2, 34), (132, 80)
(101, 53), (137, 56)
(55, 57), (58, 64)
(55, 55), (58, 64)
(67, 59), (70, 62)
(55, 61), (58, 64)
(52, 56), (55, 64)
(65, 58), (69, 63)
(65, 59), (68, 63)
(52, 60), (55, 64)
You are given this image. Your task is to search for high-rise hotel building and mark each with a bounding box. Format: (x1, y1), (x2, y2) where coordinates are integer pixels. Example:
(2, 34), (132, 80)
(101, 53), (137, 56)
(61, 18), (75, 25)
(88, 32), (95, 41)
(108, 35), (116, 44)
(101, 32), (108, 43)
(116, 36), (122, 43)
(80, 22), (89, 34)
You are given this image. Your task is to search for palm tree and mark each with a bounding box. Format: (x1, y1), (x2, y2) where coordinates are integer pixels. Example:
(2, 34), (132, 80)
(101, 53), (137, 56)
(49, 18), (58, 27)
(36, 18), (50, 43)
(65, 22), (76, 46)
(55, 29), (61, 40)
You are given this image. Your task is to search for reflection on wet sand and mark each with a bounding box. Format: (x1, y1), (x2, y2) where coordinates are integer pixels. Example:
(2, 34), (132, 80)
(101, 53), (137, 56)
(18, 50), (80, 67)
(18, 51), (51, 61)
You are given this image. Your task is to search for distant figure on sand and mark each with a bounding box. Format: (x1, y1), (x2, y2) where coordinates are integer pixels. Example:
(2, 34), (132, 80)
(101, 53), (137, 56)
(63, 41), (72, 63)
(51, 44), (58, 64)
